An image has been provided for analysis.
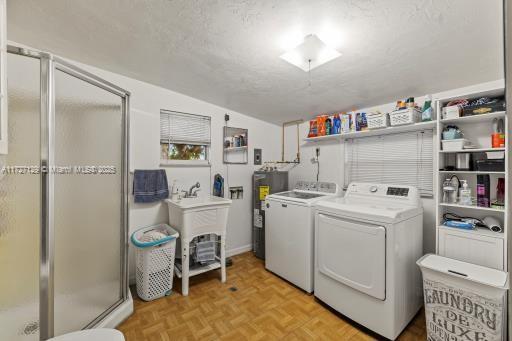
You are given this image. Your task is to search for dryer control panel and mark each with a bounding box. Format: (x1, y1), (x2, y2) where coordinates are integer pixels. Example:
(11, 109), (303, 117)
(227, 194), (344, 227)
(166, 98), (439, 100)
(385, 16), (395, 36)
(295, 181), (338, 194)
(346, 183), (420, 206)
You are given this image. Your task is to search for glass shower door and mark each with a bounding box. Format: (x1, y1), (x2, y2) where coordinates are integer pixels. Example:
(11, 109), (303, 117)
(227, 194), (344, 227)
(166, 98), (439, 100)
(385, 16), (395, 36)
(53, 68), (124, 336)
(0, 53), (41, 340)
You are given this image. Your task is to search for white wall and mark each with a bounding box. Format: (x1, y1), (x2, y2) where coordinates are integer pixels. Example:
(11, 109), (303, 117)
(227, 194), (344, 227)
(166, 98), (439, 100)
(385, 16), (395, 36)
(284, 79), (505, 254)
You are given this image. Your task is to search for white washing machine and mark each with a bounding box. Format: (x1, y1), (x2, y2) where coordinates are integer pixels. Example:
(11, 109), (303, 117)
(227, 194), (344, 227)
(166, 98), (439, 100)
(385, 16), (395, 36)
(265, 181), (340, 293)
(314, 183), (423, 340)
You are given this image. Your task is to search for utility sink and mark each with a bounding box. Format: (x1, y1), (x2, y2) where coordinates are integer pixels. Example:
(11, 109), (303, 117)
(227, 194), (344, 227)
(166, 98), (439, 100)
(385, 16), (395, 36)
(165, 195), (232, 296)
(166, 195), (232, 210)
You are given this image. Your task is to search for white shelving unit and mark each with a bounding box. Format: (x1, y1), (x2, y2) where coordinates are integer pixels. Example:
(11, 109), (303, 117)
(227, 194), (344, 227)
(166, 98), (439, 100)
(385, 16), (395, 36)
(435, 87), (508, 271)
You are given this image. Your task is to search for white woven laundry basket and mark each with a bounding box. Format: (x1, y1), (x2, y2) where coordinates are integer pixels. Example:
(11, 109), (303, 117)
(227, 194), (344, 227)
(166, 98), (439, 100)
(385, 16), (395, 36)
(131, 224), (179, 301)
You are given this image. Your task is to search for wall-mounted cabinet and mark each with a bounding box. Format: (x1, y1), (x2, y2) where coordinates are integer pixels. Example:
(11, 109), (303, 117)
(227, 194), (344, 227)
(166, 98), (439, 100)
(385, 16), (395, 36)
(0, 0), (7, 154)
(223, 126), (248, 164)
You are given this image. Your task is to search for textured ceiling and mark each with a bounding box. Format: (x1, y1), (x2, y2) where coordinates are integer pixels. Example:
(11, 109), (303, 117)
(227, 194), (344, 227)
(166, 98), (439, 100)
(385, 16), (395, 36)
(6, 0), (504, 124)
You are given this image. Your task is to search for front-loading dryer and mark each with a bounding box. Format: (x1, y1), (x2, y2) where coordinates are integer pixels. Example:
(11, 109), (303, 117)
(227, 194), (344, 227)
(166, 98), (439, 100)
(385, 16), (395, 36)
(314, 183), (423, 340)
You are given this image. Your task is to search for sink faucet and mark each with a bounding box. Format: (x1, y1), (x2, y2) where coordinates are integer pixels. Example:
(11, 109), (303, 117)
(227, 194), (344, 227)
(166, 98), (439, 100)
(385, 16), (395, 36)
(187, 182), (201, 197)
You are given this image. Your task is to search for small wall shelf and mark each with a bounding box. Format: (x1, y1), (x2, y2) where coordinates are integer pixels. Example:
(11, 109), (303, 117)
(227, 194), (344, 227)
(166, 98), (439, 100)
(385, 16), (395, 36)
(223, 126), (248, 164)
(303, 120), (436, 142)
(224, 146), (248, 152)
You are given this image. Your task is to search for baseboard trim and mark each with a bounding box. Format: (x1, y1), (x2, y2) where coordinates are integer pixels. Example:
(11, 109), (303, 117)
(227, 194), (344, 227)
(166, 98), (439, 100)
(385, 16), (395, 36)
(226, 244), (252, 257)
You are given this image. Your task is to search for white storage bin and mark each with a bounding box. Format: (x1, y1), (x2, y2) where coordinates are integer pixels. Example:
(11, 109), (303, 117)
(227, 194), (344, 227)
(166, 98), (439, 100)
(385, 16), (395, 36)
(389, 108), (421, 126)
(442, 105), (462, 119)
(131, 224), (179, 301)
(441, 138), (469, 151)
(366, 112), (389, 129)
(417, 254), (508, 341)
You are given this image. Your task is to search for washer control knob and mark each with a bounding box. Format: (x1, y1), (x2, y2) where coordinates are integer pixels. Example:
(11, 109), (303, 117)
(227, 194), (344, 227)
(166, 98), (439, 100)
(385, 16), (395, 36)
(369, 185), (378, 193)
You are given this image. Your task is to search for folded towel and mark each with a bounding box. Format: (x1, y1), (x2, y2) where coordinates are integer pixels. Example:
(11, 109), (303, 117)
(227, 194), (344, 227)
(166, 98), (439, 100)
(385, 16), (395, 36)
(133, 169), (169, 203)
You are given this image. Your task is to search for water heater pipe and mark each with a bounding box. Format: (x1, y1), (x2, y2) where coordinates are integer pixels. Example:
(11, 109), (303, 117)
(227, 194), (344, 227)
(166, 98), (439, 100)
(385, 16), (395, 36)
(281, 119), (303, 163)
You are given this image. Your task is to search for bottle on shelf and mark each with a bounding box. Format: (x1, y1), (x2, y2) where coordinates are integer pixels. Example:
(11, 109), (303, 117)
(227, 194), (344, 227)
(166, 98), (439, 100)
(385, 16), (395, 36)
(459, 180), (471, 206)
(476, 174), (490, 208)
(421, 95), (433, 122)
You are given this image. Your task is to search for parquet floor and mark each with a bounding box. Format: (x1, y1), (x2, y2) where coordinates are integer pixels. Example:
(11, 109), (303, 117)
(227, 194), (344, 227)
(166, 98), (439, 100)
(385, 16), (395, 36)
(118, 252), (426, 340)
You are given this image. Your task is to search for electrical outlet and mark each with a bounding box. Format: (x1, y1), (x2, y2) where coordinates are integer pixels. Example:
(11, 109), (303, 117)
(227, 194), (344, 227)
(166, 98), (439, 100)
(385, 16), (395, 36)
(254, 148), (262, 165)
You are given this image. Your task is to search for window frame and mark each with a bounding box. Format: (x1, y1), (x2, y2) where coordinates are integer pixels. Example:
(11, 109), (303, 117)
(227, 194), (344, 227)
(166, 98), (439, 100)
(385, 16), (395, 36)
(159, 110), (211, 167)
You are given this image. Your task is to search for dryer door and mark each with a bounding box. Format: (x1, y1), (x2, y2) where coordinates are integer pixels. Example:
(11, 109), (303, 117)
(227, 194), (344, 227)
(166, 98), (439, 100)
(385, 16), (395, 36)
(317, 213), (386, 300)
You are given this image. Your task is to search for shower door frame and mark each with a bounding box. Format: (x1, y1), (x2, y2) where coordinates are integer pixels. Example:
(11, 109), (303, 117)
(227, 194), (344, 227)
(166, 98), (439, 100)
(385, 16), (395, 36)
(7, 45), (130, 340)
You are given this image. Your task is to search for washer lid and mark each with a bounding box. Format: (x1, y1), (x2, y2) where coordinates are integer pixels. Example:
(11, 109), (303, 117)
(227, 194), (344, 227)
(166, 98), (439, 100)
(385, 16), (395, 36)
(271, 191), (326, 200)
(315, 196), (422, 223)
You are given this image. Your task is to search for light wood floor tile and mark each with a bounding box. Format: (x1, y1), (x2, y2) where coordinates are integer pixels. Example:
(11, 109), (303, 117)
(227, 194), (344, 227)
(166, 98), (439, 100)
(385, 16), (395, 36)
(118, 252), (426, 340)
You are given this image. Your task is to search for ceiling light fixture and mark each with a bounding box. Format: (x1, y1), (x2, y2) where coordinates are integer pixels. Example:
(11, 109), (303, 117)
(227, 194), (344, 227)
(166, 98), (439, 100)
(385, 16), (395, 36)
(279, 34), (341, 72)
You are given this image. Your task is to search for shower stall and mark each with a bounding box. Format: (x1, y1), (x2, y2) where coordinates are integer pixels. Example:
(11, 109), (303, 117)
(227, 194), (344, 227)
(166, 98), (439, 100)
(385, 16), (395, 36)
(0, 45), (131, 340)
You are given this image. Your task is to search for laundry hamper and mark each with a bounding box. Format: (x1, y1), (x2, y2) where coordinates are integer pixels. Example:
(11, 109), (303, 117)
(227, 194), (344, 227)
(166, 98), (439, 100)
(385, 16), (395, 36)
(131, 224), (179, 301)
(417, 254), (509, 341)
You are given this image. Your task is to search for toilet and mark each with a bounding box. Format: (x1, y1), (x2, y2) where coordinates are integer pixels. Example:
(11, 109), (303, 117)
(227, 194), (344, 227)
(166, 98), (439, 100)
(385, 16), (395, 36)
(47, 329), (124, 341)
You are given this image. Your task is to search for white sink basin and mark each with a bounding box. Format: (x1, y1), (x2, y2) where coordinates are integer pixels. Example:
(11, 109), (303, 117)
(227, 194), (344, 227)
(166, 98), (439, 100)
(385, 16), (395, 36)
(165, 195), (232, 239)
(165, 195), (232, 210)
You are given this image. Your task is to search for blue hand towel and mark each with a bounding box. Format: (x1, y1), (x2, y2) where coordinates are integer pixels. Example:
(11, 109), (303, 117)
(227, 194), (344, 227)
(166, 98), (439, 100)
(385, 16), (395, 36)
(133, 169), (169, 203)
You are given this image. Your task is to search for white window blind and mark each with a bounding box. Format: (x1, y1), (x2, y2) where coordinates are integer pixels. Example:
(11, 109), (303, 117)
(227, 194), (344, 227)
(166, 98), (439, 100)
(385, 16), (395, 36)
(344, 130), (434, 196)
(160, 110), (211, 145)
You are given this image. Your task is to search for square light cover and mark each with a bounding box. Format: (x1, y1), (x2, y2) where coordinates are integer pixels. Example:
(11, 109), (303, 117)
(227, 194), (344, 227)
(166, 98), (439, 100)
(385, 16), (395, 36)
(280, 34), (341, 71)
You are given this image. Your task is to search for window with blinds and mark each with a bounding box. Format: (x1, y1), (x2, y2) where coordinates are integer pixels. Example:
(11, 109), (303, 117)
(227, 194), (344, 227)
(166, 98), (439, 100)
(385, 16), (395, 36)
(160, 110), (211, 162)
(344, 130), (434, 196)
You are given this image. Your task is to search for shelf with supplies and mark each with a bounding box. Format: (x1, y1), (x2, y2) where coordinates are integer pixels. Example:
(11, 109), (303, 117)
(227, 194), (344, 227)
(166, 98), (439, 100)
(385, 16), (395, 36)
(439, 170), (505, 175)
(435, 85), (508, 271)
(223, 126), (248, 164)
(303, 120), (436, 142)
(439, 202), (505, 213)
(438, 224), (505, 239)
(440, 111), (506, 124)
(439, 147), (505, 154)
(224, 146), (248, 152)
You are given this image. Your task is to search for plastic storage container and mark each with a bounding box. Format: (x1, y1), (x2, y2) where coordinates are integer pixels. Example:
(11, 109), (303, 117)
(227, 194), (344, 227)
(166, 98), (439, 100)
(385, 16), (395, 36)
(389, 108), (421, 126)
(131, 224), (179, 301)
(441, 138), (469, 151)
(366, 112), (389, 129)
(417, 254), (508, 341)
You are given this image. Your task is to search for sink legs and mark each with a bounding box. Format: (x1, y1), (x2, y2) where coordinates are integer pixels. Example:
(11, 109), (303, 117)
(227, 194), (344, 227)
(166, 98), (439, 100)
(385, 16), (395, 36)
(220, 236), (226, 283)
(181, 241), (190, 296)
